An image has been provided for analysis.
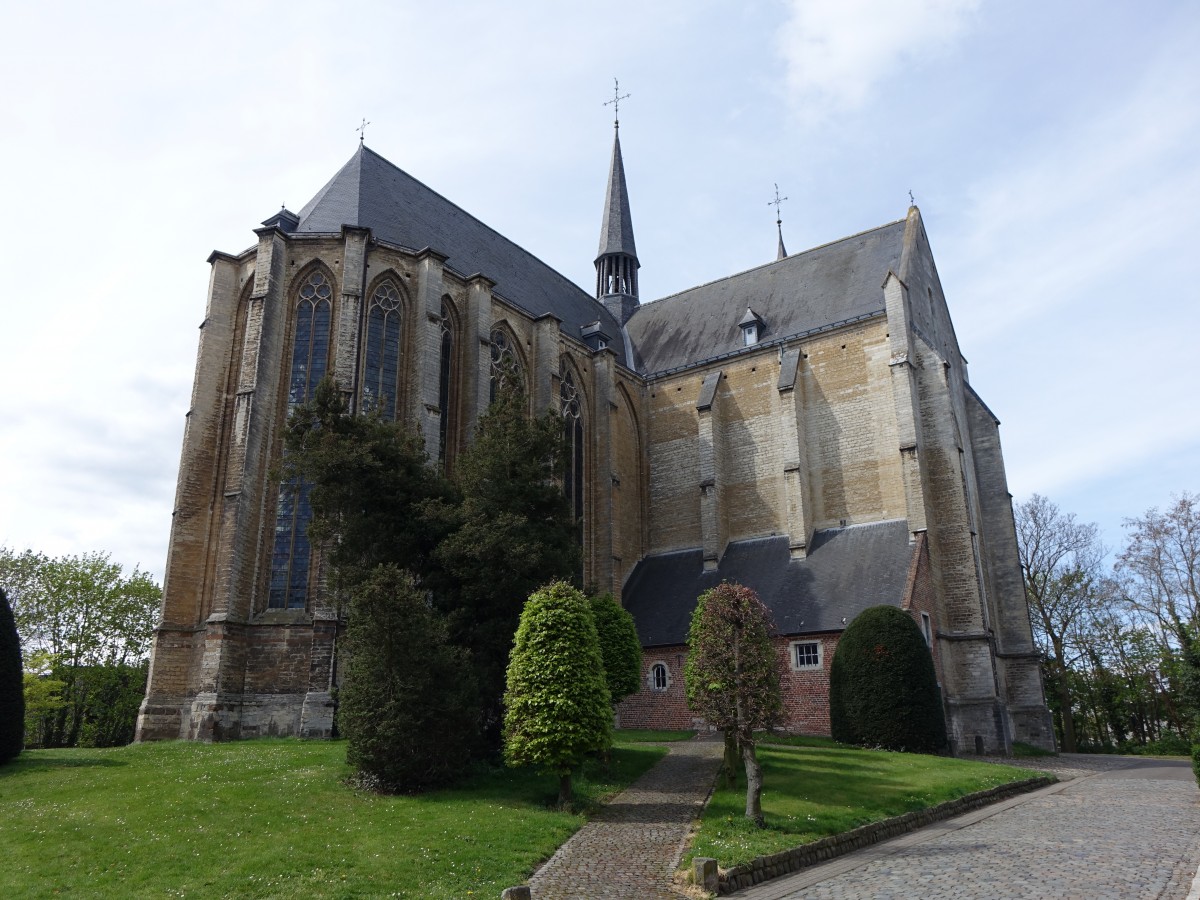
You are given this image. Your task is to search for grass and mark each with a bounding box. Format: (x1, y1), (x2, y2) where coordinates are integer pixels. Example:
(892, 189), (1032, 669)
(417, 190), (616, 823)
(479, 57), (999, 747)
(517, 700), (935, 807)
(1011, 740), (1056, 757)
(689, 742), (1042, 868)
(613, 728), (696, 742)
(0, 738), (666, 899)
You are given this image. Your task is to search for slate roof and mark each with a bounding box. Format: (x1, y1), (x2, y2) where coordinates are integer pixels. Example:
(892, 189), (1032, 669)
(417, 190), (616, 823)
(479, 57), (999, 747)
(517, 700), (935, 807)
(621, 520), (916, 647)
(626, 219), (907, 375)
(596, 130), (638, 262)
(295, 145), (628, 365)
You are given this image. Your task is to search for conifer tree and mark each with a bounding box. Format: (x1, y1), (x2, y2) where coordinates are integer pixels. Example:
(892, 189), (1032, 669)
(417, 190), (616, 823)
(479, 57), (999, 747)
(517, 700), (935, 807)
(503, 582), (611, 807)
(437, 379), (580, 748)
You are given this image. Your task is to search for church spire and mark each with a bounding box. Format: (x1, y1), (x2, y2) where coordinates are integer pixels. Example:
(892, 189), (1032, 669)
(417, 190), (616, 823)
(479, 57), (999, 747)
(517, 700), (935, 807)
(596, 80), (640, 326)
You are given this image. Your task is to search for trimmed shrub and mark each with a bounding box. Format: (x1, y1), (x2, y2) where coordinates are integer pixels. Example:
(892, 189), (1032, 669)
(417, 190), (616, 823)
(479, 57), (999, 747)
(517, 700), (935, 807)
(829, 605), (947, 753)
(589, 593), (642, 704)
(1192, 737), (1200, 788)
(339, 565), (479, 792)
(504, 582), (612, 807)
(0, 587), (23, 763)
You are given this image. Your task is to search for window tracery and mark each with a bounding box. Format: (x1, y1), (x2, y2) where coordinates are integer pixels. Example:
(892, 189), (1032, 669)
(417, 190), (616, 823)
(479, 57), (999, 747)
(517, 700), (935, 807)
(269, 268), (333, 610)
(362, 281), (403, 419)
(489, 327), (524, 402)
(560, 366), (584, 535)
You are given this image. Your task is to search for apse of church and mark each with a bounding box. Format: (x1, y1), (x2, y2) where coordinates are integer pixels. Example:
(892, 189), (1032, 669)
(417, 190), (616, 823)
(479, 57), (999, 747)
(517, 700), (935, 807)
(137, 128), (1054, 755)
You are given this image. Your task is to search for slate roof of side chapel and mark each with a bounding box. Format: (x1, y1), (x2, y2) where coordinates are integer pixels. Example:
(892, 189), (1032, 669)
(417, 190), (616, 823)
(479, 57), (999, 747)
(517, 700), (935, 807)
(295, 144), (629, 365)
(624, 218), (907, 375)
(622, 520), (917, 647)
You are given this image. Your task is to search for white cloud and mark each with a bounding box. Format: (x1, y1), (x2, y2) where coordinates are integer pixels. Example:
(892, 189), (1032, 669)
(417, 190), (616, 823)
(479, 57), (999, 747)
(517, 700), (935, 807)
(775, 0), (980, 117)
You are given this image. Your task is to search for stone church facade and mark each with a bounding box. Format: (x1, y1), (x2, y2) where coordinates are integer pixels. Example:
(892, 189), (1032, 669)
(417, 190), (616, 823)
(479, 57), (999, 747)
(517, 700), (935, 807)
(137, 130), (1054, 754)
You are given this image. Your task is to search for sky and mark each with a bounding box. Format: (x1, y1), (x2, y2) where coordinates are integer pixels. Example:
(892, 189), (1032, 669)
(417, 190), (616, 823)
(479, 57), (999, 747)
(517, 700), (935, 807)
(1, 0), (1196, 583)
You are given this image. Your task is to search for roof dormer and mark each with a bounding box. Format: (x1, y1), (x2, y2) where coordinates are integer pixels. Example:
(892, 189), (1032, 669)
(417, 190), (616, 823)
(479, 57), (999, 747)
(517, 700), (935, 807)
(738, 307), (765, 346)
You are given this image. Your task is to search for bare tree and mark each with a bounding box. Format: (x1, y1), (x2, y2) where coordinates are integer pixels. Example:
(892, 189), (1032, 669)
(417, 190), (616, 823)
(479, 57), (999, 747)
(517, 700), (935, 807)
(1015, 494), (1107, 752)
(1117, 493), (1200, 724)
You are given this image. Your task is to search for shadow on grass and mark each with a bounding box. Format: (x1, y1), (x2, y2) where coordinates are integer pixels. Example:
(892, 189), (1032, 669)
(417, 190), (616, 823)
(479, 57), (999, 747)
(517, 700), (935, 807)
(1, 752), (128, 775)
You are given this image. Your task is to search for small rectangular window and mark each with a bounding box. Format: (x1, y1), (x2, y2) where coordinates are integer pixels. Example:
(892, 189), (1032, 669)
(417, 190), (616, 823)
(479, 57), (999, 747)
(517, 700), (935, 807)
(791, 640), (821, 670)
(921, 612), (933, 647)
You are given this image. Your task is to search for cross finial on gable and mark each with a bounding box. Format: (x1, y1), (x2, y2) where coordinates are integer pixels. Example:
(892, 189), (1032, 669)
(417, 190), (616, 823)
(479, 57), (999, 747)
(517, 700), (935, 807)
(357, 118), (371, 144)
(909, 189), (915, 206)
(768, 183), (788, 226)
(604, 78), (631, 129)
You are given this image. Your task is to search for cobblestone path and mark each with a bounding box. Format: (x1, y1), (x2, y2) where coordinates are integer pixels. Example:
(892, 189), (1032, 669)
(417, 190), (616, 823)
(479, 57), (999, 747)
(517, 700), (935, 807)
(527, 738), (723, 899)
(738, 757), (1200, 900)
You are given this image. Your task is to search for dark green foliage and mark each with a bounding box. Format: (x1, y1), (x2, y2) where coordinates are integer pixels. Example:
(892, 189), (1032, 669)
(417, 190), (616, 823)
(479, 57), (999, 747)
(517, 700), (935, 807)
(684, 582), (782, 824)
(339, 565), (478, 792)
(437, 380), (581, 746)
(504, 582), (612, 807)
(1192, 738), (1200, 787)
(26, 663), (148, 749)
(589, 593), (642, 704)
(281, 378), (456, 590)
(829, 605), (947, 753)
(0, 588), (24, 763)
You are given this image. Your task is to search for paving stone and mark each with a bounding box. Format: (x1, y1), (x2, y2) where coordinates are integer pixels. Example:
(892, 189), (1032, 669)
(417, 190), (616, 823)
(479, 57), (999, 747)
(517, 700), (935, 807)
(527, 737), (723, 899)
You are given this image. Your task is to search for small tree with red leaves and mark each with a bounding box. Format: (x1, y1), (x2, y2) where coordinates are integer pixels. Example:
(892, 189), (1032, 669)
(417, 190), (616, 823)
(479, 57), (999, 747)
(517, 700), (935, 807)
(685, 582), (782, 825)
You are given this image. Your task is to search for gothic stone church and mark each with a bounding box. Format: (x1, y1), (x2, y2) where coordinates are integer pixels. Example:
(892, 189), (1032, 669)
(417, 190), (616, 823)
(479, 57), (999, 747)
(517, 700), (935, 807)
(137, 131), (1054, 754)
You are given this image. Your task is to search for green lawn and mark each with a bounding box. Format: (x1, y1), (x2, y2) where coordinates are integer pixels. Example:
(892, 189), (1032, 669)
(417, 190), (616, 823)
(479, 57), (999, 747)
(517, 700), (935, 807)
(0, 738), (666, 899)
(689, 740), (1043, 868)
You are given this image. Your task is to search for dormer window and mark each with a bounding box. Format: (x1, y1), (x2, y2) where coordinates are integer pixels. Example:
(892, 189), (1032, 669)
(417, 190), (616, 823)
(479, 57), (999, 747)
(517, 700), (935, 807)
(580, 321), (611, 353)
(738, 307), (765, 346)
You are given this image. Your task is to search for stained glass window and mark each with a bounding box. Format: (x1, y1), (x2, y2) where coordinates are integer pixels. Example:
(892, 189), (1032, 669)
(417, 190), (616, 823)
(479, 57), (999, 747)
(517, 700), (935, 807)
(489, 327), (523, 403)
(362, 281), (402, 419)
(561, 368), (584, 532)
(269, 269), (333, 609)
(438, 301), (455, 467)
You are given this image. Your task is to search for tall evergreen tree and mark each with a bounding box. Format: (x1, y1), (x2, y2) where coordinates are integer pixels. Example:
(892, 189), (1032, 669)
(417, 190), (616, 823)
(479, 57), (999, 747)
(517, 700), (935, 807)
(0, 587), (24, 763)
(589, 593), (642, 705)
(436, 380), (580, 747)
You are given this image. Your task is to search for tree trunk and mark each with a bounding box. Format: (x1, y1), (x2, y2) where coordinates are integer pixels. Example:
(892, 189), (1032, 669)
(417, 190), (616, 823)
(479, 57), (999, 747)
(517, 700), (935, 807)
(722, 730), (740, 788)
(558, 772), (573, 809)
(740, 734), (764, 827)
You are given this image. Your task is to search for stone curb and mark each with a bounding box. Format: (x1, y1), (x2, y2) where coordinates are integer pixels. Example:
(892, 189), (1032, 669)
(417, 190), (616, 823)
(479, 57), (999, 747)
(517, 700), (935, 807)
(716, 775), (1055, 895)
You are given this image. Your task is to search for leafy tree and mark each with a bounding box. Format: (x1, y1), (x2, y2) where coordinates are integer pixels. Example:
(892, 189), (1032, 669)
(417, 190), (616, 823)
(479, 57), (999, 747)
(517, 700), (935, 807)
(21, 651), (65, 747)
(589, 593), (642, 705)
(339, 565), (479, 792)
(0, 587), (23, 763)
(684, 582), (782, 826)
(0, 549), (161, 748)
(829, 605), (947, 754)
(1015, 494), (1107, 752)
(503, 581), (611, 808)
(437, 379), (580, 748)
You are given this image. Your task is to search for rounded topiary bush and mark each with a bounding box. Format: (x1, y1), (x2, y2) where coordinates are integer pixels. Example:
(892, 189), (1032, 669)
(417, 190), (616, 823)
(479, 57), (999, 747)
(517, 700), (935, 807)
(829, 605), (947, 753)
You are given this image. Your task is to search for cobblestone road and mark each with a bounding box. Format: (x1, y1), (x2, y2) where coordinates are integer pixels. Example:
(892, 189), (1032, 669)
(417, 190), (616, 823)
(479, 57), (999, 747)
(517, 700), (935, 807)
(527, 738), (723, 899)
(738, 756), (1200, 900)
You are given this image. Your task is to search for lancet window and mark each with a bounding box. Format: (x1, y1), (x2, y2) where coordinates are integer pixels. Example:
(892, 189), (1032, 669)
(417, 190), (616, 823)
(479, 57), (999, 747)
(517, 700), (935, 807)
(268, 269), (333, 610)
(560, 367), (585, 533)
(489, 327), (524, 402)
(362, 281), (403, 419)
(437, 301), (456, 467)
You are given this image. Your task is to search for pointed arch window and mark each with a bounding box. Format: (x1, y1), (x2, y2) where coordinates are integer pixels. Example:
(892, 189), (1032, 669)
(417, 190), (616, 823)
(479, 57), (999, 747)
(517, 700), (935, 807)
(560, 367), (584, 537)
(489, 327), (524, 402)
(438, 301), (456, 467)
(362, 281), (403, 419)
(269, 269), (333, 610)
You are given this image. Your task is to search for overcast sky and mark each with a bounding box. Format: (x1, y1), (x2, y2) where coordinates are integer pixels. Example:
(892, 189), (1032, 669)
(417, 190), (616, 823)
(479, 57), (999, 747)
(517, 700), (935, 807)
(2, 0), (1196, 582)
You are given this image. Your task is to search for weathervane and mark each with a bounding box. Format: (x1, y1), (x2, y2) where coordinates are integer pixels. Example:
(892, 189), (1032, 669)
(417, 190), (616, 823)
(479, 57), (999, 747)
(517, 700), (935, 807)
(604, 78), (630, 129)
(768, 183), (788, 227)
(908, 189), (915, 206)
(357, 118), (371, 144)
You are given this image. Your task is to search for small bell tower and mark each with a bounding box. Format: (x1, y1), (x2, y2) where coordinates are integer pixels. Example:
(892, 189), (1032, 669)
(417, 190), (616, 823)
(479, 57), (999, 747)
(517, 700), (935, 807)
(596, 80), (639, 326)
